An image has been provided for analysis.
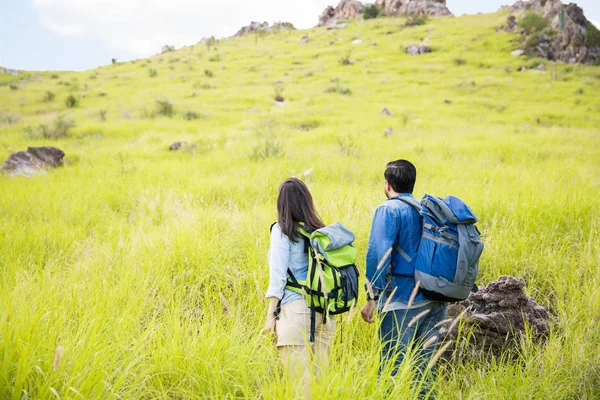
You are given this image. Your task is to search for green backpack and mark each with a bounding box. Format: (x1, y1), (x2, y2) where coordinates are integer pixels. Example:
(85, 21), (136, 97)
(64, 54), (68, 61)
(275, 222), (360, 342)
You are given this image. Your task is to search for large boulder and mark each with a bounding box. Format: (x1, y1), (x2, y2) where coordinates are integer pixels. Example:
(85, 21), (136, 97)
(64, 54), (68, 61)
(1, 146), (65, 175)
(377, 0), (453, 17)
(318, 0), (364, 27)
(442, 276), (550, 358)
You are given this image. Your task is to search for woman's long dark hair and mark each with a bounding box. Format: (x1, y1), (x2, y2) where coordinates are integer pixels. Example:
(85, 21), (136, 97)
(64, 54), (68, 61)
(277, 178), (325, 242)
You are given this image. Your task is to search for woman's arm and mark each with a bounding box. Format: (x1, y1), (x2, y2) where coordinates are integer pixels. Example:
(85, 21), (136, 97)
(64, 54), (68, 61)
(263, 297), (280, 337)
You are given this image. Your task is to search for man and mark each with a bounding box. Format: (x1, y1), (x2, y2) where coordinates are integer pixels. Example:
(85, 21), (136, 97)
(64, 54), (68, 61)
(361, 159), (447, 395)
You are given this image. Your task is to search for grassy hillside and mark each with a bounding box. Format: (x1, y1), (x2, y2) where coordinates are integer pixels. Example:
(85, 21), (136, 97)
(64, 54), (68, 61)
(1, 11), (599, 399)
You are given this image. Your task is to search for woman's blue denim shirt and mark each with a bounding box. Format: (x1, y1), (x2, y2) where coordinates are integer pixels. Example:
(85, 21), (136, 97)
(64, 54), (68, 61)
(366, 194), (429, 307)
(265, 223), (307, 305)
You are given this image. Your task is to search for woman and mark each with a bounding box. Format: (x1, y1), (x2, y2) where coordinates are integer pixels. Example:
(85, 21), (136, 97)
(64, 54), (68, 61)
(263, 178), (336, 388)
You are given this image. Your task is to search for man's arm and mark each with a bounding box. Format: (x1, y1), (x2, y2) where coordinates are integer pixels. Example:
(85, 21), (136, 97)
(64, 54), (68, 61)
(365, 205), (400, 294)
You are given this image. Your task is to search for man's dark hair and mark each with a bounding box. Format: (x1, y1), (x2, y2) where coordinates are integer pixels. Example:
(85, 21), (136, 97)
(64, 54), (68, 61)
(384, 159), (417, 194)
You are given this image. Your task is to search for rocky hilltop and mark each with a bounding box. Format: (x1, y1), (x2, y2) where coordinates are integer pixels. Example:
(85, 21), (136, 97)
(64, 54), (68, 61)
(234, 21), (295, 37)
(318, 0), (452, 27)
(502, 0), (600, 64)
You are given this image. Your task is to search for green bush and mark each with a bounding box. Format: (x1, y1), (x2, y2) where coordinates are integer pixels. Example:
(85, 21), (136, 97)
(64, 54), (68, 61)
(43, 91), (56, 102)
(24, 115), (75, 139)
(454, 57), (467, 66)
(326, 84), (352, 96)
(363, 4), (381, 20)
(9, 84), (18, 90)
(405, 14), (429, 27)
(204, 69), (214, 77)
(183, 111), (202, 120)
(148, 68), (158, 78)
(156, 100), (174, 117)
(586, 23), (600, 47)
(518, 12), (549, 33)
(65, 95), (79, 108)
(161, 45), (176, 54)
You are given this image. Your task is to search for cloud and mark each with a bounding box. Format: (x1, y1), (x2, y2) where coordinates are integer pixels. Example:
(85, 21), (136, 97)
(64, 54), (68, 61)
(32, 0), (335, 59)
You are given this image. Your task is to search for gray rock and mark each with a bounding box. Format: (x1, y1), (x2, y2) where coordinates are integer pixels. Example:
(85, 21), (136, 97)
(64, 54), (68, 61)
(384, 127), (394, 136)
(405, 44), (432, 55)
(318, 0), (363, 27)
(511, 49), (525, 56)
(380, 107), (393, 116)
(169, 142), (184, 151)
(298, 35), (309, 45)
(2, 146), (65, 175)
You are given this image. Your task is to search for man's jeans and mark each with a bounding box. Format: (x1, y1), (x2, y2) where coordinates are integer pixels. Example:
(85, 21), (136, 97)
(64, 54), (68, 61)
(378, 302), (448, 394)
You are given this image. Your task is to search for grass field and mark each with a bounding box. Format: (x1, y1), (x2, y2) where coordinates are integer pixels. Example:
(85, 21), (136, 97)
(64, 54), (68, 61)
(1, 10), (600, 399)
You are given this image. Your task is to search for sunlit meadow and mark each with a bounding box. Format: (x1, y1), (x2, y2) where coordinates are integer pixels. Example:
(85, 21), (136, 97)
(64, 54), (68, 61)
(1, 11), (599, 399)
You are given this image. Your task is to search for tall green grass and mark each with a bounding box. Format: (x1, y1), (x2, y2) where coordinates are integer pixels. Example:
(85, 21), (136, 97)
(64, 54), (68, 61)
(1, 10), (599, 399)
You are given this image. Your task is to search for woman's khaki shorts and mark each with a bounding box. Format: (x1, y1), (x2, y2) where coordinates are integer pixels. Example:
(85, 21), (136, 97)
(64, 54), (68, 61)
(275, 299), (336, 347)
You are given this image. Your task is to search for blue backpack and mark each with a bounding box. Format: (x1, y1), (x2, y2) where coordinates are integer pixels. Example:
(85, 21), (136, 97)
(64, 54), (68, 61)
(394, 195), (484, 302)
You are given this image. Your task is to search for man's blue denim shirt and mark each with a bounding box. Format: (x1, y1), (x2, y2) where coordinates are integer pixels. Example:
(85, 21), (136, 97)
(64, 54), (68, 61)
(366, 193), (429, 306)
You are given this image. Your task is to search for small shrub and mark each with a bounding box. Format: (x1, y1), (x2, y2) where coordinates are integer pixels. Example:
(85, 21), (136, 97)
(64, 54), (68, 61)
(99, 109), (108, 121)
(518, 12), (549, 33)
(204, 69), (214, 77)
(454, 57), (467, 66)
(111, 58), (117, 64)
(161, 45), (176, 53)
(24, 115), (75, 139)
(504, 65), (512, 74)
(340, 54), (354, 66)
(183, 111), (202, 120)
(65, 94), (79, 108)
(156, 100), (174, 117)
(209, 54), (221, 62)
(405, 14), (429, 27)
(336, 135), (361, 157)
(326, 84), (352, 96)
(50, 74), (59, 79)
(148, 68), (158, 77)
(9, 83), (18, 90)
(273, 81), (285, 102)
(363, 4), (382, 20)
(250, 120), (284, 161)
(574, 88), (585, 95)
(43, 91), (56, 102)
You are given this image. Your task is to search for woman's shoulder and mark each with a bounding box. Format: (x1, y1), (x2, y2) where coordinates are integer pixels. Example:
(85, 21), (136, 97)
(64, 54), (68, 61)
(270, 222), (288, 239)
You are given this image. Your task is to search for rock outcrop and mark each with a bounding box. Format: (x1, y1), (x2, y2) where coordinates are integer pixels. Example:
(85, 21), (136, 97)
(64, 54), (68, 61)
(318, 0), (364, 27)
(233, 21), (295, 37)
(502, 0), (600, 64)
(2, 146), (65, 175)
(442, 276), (550, 358)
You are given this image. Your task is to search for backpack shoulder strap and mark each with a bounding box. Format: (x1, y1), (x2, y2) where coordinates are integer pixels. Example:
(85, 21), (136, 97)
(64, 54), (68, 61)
(269, 222), (277, 233)
(388, 196), (422, 212)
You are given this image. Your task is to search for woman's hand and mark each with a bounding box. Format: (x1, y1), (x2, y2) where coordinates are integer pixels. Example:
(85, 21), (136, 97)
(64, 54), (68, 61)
(262, 318), (276, 340)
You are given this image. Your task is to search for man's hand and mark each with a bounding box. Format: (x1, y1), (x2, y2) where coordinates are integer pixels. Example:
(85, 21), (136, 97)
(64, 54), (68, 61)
(361, 300), (376, 323)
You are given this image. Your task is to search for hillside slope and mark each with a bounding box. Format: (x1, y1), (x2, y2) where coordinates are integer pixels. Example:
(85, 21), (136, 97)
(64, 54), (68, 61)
(1, 11), (599, 399)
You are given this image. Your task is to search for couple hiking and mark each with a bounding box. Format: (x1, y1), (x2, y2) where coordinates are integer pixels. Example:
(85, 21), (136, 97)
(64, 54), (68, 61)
(263, 159), (483, 399)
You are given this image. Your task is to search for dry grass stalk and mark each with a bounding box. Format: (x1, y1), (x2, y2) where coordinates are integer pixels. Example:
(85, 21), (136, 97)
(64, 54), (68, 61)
(382, 286), (397, 310)
(253, 273), (263, 302)
(433, 318), (453, 329)
(423, 335), (439, 349)
(53, 346), (64, 371)
(220, 292), (232, 314)
(376, 247), (393, 270)
(406, 281), (421, 308)
(316, 258), (328, 300)
(447, 310), (465, 333)
(427, 341), (453, 370)
(408, 309), (430, 327)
